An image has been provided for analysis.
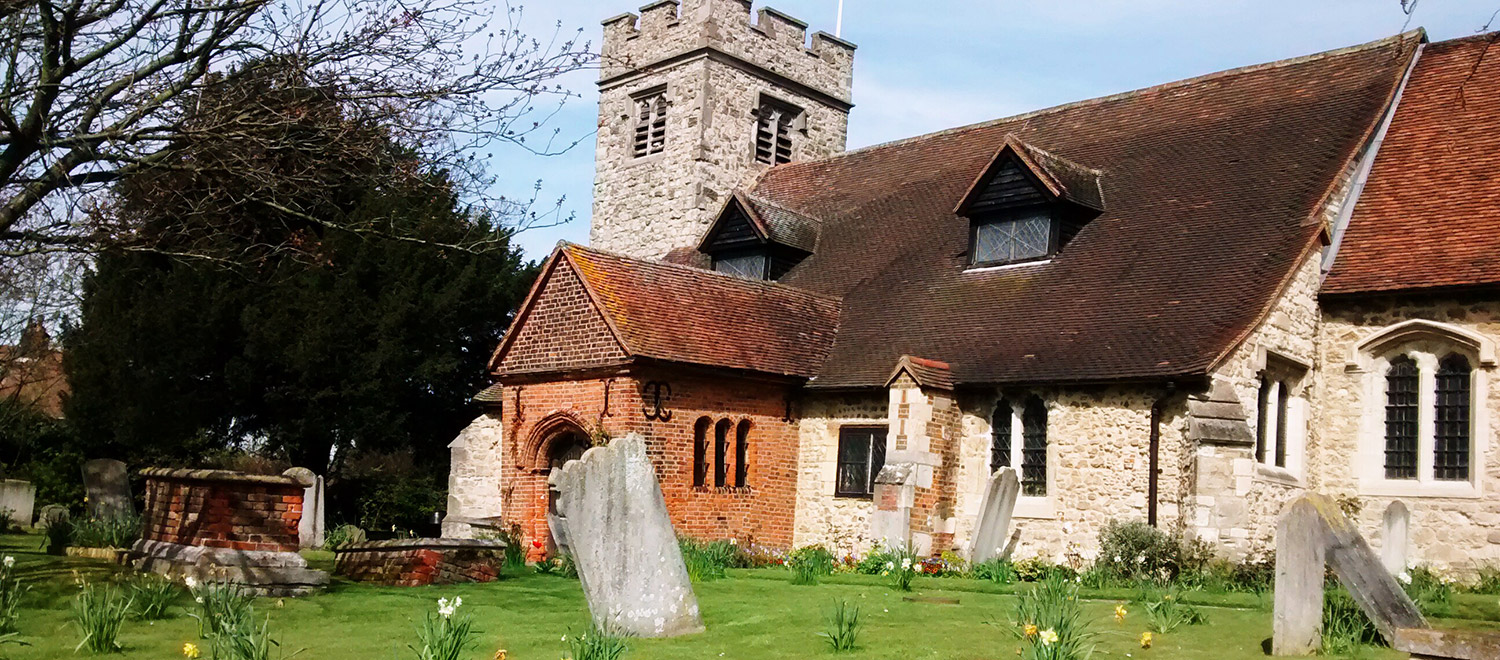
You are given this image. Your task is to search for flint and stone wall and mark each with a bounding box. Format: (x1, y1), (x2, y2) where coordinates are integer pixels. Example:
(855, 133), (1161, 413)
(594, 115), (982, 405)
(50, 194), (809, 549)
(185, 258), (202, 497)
(140, 469), (303, 553)
(793, 393), (887, 556)
(443, 413), (506, 538)
(1310, 296), (1500, 569)
(592, 0), (854, 259)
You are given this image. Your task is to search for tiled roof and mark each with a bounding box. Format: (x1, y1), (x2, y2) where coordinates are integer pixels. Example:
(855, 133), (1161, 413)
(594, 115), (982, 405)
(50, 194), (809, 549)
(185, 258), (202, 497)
(745, 195), (822, 253)
(744, 32), (1420, 388)
(957, 136), (1105, 215)
(1323, 33), (1500, 296)
(555, 244), (842, 378)
(886, 355), (954, 391)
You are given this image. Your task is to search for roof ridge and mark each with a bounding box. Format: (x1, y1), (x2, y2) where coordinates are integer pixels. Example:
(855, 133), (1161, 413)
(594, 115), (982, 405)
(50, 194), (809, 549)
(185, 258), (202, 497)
(771, 29), (1426, 169)
(743, 193), (825, 225)
(1427, 29), (1500, 48)
(562, 242), (843, 304)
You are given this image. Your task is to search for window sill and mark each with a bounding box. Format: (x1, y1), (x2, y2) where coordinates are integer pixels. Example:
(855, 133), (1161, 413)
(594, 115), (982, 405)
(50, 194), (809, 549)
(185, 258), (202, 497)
(625, 152), (666, 168)
(1254, 464), (1304, 488)
(833, 493), (874, 501)
(963, 259), (1052, 274)
(1357, 479), (1481, 499)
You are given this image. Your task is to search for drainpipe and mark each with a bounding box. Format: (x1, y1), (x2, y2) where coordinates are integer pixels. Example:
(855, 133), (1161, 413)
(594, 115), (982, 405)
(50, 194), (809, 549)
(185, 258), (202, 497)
(1148, 382), (1177, 528)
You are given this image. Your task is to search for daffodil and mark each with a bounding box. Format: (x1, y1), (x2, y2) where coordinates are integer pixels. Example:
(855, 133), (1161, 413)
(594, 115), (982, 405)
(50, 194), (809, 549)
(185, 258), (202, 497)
(1114, 604), (1128, 622)
(1022, 623), (1038, 638)
(1140, 632), (1153, 649)
(1039, 629), (1059, 645)
(2, 556), (14, 569)
(183, 642), (201, 658)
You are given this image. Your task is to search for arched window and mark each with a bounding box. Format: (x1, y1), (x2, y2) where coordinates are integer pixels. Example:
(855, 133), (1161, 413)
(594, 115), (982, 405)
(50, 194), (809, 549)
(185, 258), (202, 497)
(693, 417), (711, 487)
(1384, 355), (1420, 480)
(632, 92), (667, 158)
(1021, 396), (1048, 496)
(735, 420), (751, 487)
(989, 399), (1012, 474)
(714, 419), (732, 488)
(1255, 374), (1270, 462)
(1434, 354), (1472, 481)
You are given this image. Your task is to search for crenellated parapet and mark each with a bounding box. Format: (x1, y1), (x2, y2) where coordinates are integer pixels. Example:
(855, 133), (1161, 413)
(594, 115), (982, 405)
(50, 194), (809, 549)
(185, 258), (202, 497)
(600, 0), (855, 105)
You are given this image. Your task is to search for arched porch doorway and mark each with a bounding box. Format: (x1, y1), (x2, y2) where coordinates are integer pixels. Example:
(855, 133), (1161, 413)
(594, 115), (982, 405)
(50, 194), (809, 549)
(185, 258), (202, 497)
(537, 423), (589, 555)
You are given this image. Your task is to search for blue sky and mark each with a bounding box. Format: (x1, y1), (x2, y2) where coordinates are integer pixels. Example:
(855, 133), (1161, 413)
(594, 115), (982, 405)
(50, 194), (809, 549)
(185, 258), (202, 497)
(501, 0), (1499, 260)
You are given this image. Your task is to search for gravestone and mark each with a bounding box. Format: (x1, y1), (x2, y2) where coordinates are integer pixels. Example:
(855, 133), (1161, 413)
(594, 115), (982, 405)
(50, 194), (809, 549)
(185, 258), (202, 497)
(869, 462), (915, 551)
(36, 503), (68, 528)
(1273, 493), (1425, 656)
(969, 468), (1020, 564)
(548, 433), (703, 638)
(1381, 500), (1409, 576)
(282, 468), (325, 549)
(81, 459), (132, 519)
(0, 480), (35, 528)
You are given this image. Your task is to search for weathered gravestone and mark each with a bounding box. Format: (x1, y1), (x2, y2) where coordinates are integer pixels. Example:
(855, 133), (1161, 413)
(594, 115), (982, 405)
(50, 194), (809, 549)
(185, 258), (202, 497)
(1381, 500), (1410, 576)
(969, 468), (1020, 564)
(282, 468), (325, 549)
(1273, 493), (1425, 656)
(81, 459), (132, 519)
(548, 433), (703, 638)
(0, 480), (35, 528)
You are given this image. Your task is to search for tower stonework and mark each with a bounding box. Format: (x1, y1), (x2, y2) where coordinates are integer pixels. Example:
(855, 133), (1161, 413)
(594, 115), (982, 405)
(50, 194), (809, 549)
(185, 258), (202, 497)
(591, 0), (855, 259)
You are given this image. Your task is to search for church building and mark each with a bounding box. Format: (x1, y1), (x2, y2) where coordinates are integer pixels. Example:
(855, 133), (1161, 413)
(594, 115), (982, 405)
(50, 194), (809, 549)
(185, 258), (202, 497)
(445, 0), (1500, 568)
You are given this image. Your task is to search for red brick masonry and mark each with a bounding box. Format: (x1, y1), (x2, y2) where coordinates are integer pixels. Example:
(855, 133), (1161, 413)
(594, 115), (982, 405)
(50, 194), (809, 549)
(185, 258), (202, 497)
(140, 468), (303, 553)
(334, 539), (508, 587)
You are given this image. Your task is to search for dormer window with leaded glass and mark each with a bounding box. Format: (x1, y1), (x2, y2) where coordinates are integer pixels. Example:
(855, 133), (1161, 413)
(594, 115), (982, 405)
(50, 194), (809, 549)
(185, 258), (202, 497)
(698, 192), (820, 281)
(954, 136), (1104, 268)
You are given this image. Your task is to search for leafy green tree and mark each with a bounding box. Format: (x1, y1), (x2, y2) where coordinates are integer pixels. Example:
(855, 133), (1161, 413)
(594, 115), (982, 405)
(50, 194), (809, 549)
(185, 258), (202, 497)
(62, 61), (536, 528)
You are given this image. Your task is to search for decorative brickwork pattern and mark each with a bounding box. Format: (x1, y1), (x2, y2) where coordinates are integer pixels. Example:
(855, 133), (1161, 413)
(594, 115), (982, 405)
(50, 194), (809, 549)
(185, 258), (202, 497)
(140, 469), (302, 553)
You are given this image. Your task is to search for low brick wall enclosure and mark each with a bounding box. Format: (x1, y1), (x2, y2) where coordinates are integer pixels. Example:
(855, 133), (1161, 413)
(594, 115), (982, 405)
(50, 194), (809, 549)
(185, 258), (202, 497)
(134, 468), (327, 596)
(334, 538), (508, 587)
(141, 468), (302, 552)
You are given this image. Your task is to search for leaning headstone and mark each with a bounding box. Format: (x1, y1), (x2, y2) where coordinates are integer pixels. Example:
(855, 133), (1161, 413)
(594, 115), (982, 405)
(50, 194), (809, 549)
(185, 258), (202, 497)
(81, 459), (132, 519)
(1382, 500), (1410, 576)
(549, 433), (703, 638)
(282, 468), (325, 549)
(970, 468), (1020, 564)
(1273, 493), (1425, 656)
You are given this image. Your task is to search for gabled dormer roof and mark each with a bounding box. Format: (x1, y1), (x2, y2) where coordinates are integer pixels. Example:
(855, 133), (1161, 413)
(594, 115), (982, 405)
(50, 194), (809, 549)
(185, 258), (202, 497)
(953, 135), (1105, 217)
(698, 191), (822, 254)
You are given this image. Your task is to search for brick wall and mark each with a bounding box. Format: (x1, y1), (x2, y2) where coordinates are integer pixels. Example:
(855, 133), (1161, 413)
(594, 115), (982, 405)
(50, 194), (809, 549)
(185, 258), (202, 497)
(496, 260), (626, 376)
(335, 541), (504, 587)
(140, 469), (302, 553)
(499, 367), (800, 556)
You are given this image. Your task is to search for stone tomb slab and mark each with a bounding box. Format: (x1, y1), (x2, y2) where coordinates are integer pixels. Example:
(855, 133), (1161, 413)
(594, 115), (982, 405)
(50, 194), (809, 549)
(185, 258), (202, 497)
(549, 433), (703, 638)
(334, 538), (508, 586)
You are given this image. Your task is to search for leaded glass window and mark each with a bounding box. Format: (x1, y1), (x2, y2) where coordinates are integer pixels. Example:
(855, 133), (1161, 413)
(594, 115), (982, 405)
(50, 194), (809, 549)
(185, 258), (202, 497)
(990, 400), (1012, 474)
(1434, 354), (1472, 481)
(714, 419), (731, 487)
(693, 417), (711, 487)
(633, 93), (668, 158)
(1255, 375), (1269, 463)
(713, 252), (767, 280)
(1274, 380), (1290, 468)
(1021, 396), (1048, 496)
(1384, 356), (1420, 480)
(973, 212), (1052, 265)
(735, 420), (751, 487)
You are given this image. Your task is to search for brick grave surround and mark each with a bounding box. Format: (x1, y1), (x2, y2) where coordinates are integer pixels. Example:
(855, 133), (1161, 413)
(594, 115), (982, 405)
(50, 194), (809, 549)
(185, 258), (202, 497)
(133, 468), (328, 595)
(333, 538), (509, 586)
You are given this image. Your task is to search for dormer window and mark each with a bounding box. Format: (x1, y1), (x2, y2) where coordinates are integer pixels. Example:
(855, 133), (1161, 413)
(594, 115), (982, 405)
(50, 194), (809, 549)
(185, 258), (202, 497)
(753, 96), (803, 165)
(972, 208), (1055, 266)
(954, 136), (1104, 268)
(698, 192), (821, 281)
(632, 90), (668, 158)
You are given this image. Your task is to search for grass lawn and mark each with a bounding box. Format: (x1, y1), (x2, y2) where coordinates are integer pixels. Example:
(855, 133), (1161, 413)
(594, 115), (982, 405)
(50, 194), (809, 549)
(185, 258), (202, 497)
(0, 533), (1490, 659)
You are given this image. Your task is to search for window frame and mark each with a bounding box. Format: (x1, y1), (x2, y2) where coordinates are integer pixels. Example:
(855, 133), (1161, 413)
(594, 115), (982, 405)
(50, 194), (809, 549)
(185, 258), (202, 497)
(968, 205), (1060, 268)
(710, 248), (770, 280)
(735, 420), (751, 488)
(692, 417), (711, 488)
(1356, 336), (1487, 499)
(630, 87), (669, 160)
(834, 426), (887, 499)
(987, 395), (1053, 517)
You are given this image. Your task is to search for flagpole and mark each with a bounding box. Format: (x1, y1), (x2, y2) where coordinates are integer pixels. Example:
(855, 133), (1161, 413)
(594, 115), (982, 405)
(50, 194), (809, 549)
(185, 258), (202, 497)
(836, 0), (844, 37)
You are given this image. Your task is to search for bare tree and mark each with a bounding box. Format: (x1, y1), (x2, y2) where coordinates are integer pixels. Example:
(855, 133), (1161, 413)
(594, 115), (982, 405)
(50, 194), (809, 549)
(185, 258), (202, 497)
(0, 0), (594, 260)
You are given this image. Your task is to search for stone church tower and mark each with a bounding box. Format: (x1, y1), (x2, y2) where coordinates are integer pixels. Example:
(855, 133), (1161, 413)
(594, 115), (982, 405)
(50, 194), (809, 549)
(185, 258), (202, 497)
(591, 0), (856, 259)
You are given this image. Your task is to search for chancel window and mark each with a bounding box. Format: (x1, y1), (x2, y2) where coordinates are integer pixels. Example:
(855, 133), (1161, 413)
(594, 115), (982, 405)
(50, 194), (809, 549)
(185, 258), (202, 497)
(753, 97), (801, 165)
(1433, 354), (1473, 481)
(835, 426), (886, 498)
(632, 92), (668, 158)
(973, 211), (1054, 266)
(1384, 356), (1420, 479)
(989, 395), (1049, 497)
